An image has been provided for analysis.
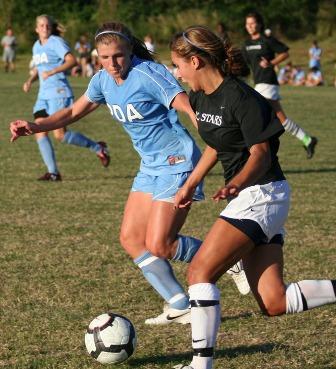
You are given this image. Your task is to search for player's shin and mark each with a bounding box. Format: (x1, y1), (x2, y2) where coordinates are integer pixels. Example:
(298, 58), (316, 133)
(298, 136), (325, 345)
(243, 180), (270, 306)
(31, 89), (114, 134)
(134, 251), (189, 310)
(188, 283), (221, 369)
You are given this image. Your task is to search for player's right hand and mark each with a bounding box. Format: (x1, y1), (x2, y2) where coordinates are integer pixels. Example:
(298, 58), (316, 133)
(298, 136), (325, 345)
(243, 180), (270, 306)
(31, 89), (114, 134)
(10, 120), (34, 142)
(22, 81), (31, 93)
(174, 185), (195, 209)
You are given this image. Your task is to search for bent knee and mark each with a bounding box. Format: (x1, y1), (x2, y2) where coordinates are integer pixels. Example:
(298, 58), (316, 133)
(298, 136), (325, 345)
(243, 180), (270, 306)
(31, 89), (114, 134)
(187, 262), (214, 285)
(259, 291), (286, 316)
(145, 239), (172, 259)
(54, 132), (65, 142)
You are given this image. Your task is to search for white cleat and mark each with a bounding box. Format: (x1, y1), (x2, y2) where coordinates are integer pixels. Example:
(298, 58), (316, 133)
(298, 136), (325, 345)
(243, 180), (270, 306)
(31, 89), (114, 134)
(145, 306), (191, 325)
(173, 365), (194, 369)
(227, 260), (250, 295)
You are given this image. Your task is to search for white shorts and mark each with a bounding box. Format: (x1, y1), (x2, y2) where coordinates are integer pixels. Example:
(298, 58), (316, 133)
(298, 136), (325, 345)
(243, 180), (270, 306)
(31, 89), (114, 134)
(255, 83), (281, 100)
(220, 180), (290, 245)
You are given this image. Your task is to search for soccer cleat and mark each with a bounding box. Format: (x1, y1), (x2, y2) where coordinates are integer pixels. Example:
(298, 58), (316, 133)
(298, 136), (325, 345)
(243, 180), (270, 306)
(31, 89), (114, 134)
(145, 306), (191, 325)
(173, 365), (194, 369)
(37, 172), (62, 181)
(226, 261), (250, 295)
(305, 136), (318, 159)
(97, 141), (110, 168)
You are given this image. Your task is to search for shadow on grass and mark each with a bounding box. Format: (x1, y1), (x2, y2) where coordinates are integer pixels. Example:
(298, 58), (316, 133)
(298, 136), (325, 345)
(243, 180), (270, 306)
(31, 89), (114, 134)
(283, 167), (336, 174)
(208, 167), (336, 177)
(63, 174), (135, 181)
(221, 311), (253, 322)
(128, 342), (286, 366)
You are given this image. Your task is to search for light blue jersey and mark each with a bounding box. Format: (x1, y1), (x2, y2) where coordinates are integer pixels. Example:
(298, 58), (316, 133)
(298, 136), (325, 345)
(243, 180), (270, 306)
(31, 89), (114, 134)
(32, 35), (73, 99)
(85, 56), (201, 175)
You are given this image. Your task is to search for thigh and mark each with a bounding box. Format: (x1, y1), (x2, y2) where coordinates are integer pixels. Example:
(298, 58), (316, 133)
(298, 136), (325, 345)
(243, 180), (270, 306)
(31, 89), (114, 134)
(188, 218), (255, 284)
(243, 243), (286, 314)
(120, 191), (153, 258)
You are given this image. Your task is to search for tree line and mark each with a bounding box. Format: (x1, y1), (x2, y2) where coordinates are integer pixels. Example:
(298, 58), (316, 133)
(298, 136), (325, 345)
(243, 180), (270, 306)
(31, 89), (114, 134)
(1, 0), (336, 50)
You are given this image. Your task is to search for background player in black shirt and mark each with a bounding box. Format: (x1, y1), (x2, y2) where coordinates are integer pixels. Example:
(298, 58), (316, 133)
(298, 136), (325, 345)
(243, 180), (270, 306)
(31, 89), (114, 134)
(170, 25), (335, 369)
(242, 11), (318, 159)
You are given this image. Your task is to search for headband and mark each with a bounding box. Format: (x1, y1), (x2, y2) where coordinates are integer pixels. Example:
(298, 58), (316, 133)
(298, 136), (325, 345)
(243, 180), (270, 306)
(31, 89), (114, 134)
(182, 32), (207, 52)
(95, 30), (131, 42)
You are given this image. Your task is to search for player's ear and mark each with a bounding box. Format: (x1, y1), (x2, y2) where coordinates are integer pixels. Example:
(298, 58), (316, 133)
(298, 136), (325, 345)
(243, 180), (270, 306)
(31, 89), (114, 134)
(191, 55), (204, 70)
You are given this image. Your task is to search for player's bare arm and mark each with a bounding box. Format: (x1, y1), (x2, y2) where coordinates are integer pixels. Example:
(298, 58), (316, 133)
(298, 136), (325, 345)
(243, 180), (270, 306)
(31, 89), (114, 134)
(10, 95), (99, 141)
(171, 92), (198, 129)
(42, 52), (77, 80)
(23, 68), (38, 92)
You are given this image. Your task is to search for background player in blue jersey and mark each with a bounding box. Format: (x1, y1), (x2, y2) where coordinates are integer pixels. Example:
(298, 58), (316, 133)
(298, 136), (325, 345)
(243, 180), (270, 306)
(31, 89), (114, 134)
(10, 21), (210, 325)
(243, 11), (318, 159)
(23, 14), (110, 181)
(170, 25), (336, 369)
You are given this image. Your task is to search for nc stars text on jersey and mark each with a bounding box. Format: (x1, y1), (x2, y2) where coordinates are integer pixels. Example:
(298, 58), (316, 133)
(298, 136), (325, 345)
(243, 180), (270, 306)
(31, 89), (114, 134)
(196, 111), (222, 126)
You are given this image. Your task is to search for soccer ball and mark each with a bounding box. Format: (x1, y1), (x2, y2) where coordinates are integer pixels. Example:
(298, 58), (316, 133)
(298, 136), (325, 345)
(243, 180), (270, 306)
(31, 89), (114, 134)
(84, 312), (137, 364)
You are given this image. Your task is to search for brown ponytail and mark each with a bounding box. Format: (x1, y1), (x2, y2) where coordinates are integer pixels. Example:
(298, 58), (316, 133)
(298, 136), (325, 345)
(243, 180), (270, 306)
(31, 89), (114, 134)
(170, 25), (249, 77)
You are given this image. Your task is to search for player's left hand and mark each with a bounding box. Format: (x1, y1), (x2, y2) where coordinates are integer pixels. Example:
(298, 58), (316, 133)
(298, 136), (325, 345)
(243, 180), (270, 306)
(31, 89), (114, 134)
(41, 71), (51, 80)
(212, 184), (239, 202)
(10, 120), (34, 142)
(259, 57), (271, 68)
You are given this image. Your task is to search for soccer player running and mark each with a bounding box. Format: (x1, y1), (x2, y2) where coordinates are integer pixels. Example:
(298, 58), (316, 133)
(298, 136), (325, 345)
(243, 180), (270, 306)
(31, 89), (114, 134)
(242, 11), (318, 159)
(170, 25), (335, 369)
(24, 14), (110, 181)
(11, 21), (209, 325)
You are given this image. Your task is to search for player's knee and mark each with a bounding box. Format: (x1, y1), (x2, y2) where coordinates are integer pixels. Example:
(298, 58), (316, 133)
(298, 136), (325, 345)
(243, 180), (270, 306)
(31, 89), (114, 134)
(119, 228), (146, 252)
(259, 289), (286, 316)
(54, 132), (65, 142)
(145, 239), (171, 259)
(119, 229), (135, 249)
(187, 262), (212, 285)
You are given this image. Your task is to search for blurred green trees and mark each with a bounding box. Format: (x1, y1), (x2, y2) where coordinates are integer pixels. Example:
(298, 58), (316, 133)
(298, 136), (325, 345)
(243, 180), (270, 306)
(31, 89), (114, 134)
(0, 0), (334, 50)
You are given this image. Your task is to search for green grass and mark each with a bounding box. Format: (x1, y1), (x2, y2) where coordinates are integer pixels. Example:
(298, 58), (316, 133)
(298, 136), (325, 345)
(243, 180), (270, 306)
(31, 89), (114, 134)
(0, 57), (335, 369)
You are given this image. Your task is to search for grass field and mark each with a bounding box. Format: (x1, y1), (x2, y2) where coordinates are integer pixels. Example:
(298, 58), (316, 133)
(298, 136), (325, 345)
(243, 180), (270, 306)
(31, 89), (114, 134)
(0, 58), (335, 369)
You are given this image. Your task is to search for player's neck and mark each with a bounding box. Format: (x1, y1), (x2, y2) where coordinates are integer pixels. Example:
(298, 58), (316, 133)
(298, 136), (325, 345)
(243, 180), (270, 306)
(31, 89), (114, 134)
(201, 68), (224, 95)
(251, 32), (261, 40)
(39, 37), (49, 45)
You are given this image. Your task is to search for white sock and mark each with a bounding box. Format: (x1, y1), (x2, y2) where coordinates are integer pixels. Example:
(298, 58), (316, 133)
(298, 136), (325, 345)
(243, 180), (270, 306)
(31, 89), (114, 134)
(286, 280), (336, 313)
(283, 118), (310, 143)
(188, 283), (221, 369)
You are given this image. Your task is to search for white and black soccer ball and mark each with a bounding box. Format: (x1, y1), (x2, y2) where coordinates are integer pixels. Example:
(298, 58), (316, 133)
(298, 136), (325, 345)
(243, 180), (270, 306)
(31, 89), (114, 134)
(85, 312), (136, 364)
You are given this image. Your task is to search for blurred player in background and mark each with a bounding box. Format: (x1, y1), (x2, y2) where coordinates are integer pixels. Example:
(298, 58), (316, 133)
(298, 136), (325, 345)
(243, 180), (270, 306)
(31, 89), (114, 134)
(23, 14), (110, 181)
(243, 11), (318, 159)
(1, 27), (17, 73)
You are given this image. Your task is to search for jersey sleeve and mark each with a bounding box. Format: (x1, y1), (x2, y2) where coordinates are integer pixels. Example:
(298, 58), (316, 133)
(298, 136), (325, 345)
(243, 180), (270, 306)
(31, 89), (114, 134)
(233, 93), (284, 147)
(85, 72), (106, 104)
(140, 63), (185, 109)
(52, 36), (72, 60)
(266, 36), (289, 54)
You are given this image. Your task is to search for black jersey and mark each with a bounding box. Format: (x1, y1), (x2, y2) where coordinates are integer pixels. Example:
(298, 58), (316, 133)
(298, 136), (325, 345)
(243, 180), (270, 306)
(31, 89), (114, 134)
(189, 76), (285, 184)
(242, 35), (289, 85)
